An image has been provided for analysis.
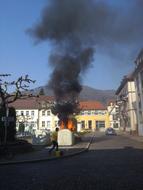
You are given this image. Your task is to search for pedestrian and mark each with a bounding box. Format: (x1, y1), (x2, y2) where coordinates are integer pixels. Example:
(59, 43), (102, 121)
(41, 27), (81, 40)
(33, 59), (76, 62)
(49, 127), (59, 155)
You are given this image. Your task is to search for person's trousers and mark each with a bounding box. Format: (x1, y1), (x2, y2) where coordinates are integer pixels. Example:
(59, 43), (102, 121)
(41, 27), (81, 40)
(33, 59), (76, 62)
(49, 140), (58, 153)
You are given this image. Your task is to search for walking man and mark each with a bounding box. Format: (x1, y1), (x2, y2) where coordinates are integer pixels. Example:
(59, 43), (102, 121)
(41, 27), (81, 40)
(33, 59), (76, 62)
(49, 127), (59, 154)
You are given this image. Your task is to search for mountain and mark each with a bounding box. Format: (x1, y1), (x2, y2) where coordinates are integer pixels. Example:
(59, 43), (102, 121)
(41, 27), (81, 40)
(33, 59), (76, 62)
(79, 86), (116, 105)
(29, 85), (116, 105)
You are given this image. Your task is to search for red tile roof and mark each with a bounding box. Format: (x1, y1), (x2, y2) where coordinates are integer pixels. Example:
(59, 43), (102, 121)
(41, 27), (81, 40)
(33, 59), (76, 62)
(9, 96), (54, 109)
(9, 97), (106, 111)
(79, 101), (106, 110)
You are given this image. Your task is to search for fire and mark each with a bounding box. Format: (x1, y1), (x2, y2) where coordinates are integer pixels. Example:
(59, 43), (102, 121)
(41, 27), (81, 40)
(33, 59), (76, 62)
(60, 119), (75, 131)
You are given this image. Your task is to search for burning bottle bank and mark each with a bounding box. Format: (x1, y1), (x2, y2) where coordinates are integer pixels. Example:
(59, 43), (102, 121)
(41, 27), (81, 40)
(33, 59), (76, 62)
(51, 100), (80, 131)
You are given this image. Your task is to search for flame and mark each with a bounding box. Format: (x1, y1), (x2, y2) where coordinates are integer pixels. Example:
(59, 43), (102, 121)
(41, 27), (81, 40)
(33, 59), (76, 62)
(60, 119), (75, 131)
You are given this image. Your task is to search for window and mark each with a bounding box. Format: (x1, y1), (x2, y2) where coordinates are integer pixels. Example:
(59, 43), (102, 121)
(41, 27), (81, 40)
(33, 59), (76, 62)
(47, 121), (51, 129)
(80, 111), (84, 115)
(87, 111), (91, 115)
(113, 114), (117, 120)
(26, 111), (29, 116)
(42, 110), (45, 116)
(96, 121), (105, 129)
(47, 110), (51, 116)
(91, 111), (96, 115)
(81, 121), (85, 129)
(31, 111), (35, 116)
(21, 111), (24, 116)
(94, 111), (99, 115)
(88, 120), (92, 129)
(116, 107), (119, 113)
(98, 110), (105, 115)
(42, 121), (45, 127)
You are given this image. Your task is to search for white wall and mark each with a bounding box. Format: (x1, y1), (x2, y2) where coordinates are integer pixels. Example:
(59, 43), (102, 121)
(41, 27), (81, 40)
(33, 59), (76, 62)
(127, 81), (137, 132)
(16, 109), (39, 131)
(38, 109), (59, 131)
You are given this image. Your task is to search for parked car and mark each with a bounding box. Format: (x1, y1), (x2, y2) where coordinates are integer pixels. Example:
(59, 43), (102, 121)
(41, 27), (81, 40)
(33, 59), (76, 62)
(105, 127), (117, 136)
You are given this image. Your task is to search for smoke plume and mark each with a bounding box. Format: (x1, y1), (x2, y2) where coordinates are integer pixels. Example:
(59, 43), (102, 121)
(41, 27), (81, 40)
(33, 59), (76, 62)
(28, 0), (143, 126)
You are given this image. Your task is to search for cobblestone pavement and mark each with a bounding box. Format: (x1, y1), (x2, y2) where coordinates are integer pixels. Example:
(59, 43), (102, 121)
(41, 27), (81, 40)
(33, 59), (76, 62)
(0, 133), (93, 164)
(1, 132), (143, 190)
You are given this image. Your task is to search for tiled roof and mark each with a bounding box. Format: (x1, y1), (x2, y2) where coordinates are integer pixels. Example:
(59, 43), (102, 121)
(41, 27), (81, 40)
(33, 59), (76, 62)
(9, 96), (54, 109)
(9, 97), (106, 110)
(79, 101), (106, 110)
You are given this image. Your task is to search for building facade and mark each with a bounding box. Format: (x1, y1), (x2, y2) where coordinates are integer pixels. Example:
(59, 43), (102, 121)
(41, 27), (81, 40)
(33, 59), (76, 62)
(116, 74), (137, 134)
(10, 96), (58, 133)
(133, 49), (143, 136)
(76, 101), (109, 131)
(10, 97), (110, 133)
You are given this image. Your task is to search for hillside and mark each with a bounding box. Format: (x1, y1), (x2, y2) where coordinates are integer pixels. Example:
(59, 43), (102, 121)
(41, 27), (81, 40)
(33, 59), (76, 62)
(30, 85), (116, 105)
(79, 86), (116, 105)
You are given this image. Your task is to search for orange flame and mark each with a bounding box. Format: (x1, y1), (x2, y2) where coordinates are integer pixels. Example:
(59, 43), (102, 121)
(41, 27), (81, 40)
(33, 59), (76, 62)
(60, 119), (75, 131)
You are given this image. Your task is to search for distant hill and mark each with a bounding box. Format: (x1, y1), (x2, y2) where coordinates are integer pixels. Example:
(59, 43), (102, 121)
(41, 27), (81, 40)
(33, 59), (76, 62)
(79, 86), (116, 105)
(29, 85), (116, 105)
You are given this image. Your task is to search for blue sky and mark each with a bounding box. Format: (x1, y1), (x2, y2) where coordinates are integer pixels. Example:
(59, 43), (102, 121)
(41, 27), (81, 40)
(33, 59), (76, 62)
(0, 0), (140, 91)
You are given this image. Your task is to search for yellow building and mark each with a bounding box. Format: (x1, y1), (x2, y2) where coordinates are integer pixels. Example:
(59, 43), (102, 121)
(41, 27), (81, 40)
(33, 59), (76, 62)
(76, 101), (109, 131)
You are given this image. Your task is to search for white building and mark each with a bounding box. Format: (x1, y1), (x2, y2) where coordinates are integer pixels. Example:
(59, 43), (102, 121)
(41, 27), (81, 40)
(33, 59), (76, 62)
(116, 74), (137, 134)
(133, 49), (143, 136)
(10, 96), (58, 133)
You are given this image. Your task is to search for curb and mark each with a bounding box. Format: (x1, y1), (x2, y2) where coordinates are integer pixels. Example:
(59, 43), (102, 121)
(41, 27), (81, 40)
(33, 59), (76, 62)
(0, 133), (95, 165)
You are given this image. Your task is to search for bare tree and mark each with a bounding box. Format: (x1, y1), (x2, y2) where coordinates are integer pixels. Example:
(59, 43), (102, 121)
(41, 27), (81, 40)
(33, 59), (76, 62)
(0, 74), (36, 109)
(0, 74), (36, 143)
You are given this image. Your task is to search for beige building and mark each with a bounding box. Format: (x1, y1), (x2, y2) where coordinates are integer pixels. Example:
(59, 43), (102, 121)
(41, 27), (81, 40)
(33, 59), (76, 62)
(133, 49), (143, 136)
(116, 74), (137, 134)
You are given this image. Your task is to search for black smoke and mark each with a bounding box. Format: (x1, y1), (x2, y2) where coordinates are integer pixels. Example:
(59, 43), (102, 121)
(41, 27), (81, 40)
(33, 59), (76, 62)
(28, 0), (115, 101)
(28, 0), (143, 126)
(28, 1), (143, 46)
(48, 48), (94, 100)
